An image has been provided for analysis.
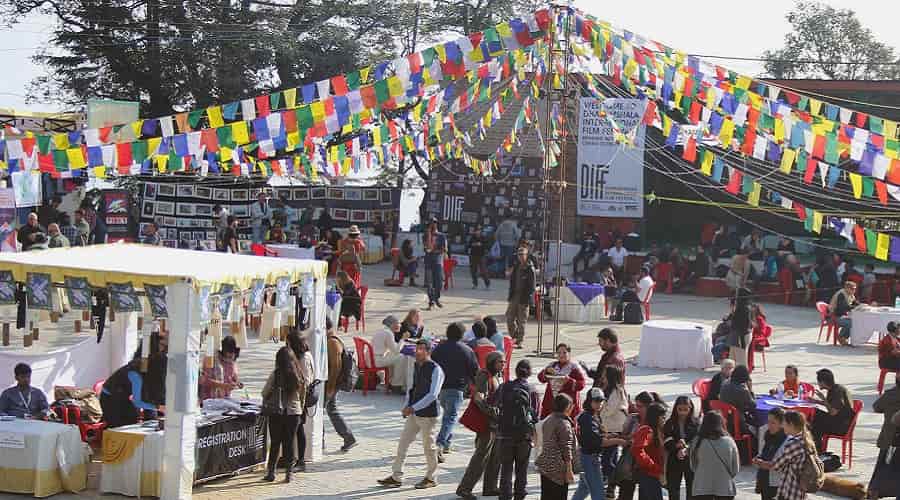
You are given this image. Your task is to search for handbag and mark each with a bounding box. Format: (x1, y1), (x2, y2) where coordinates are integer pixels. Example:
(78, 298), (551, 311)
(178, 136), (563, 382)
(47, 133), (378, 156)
(261, 375), (286, 416)
(610, 448), (634, 485)
(460, 401), (489, 434)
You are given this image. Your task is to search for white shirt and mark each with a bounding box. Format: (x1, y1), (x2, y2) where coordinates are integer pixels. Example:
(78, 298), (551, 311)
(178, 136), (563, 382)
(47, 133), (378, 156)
(607, 246), (629, 267)
(637, 275), (655, 302)
(372, 327), (401, 358)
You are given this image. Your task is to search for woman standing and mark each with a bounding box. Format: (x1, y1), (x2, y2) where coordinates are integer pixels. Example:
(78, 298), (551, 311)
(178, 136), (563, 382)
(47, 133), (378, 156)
(632, 402), (668, 500)
(339, 226), (365, 286)
(287, 333), (315, 472)
(664, 396), (699, 500)
(690, 411), (740, 500)
(754, 411), (818, 500)
(572, 388), (628, 500)
(537, 343), (587, 418)
(336, 271), (361, 325)
(755, 408), (788, 500)
(808, 368), (855, 453)
(617, 392), (665, 500)
(456, 351), (504, 499)
(597, 365), (628, 498)
(222, 216), (239, 254)
(198, 336), (242, 401)
(261, 346), (307, 483)
(726, 288), (753, 368)
(535, 394), (577, 500)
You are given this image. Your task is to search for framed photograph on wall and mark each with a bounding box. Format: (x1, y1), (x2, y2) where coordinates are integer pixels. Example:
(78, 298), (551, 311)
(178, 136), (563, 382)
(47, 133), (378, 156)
(155, 201), (175, 215)
(231, 204), (249, 217)
(192, 231), (206, 241)
(142, 200), (155, 218)
(345, 189), (362, 201)
(206, 230), (217, 240)
(194, 203), (212, 216)
(176, 184), (195, 197)
(231, 189), (249, 201)
(144, 183), (158, 200)
(199, 240), (216, 251)
(238, 241), (251, 253)
(158, 184), (176, 197)
(176, 203), (195, 216)
(311, 187), (326, 199)
(213, 189), (230, 201)
(162, 240), (177, 248)
(380, 189), (392, 205)
(162, 216), (176, 227)
(328, 188), (344, 200)
(350, 210), (367, 222)
(332, 208), (348, 221)
(293, 188), (309, 200)
(363, 189), (378, 201)
(194, 186), (212, 199)
(275, 188), (292, 201)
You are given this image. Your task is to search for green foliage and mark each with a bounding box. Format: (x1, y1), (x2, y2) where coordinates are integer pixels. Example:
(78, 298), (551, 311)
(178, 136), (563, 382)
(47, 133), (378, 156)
(763, 1), (900, 80)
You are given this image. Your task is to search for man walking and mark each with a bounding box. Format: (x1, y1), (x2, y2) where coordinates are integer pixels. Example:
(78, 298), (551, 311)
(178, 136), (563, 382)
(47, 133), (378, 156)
(467, 226), (491, 289)
(506, 246), (536, 348)
(423, 217), (447, 310)
(249, 191), (271, 243)
(378, 339), (444, 489)
(325, 317), (357, 452)
(491, 359), (539, 500)
(431, 322), (479, 462)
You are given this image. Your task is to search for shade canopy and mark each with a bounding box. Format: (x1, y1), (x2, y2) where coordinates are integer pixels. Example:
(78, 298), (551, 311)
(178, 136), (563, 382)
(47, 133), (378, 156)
(0, 243), (327, 289)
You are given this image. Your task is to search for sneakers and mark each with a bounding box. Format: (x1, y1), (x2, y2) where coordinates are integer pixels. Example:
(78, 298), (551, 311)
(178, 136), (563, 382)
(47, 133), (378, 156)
(427, 303), (434, 311)
(437, 449), (445, 463)
(482, 490), (500, 497)
(457, 490), (476, 500)
(415, 478), (438, 489)
(377, 476), (402, 488)
(435, 300), (443, 308)
(340, 439), (358, 453)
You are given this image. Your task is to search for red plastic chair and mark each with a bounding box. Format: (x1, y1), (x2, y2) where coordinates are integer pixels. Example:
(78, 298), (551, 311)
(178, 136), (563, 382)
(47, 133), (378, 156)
(352, 336), (390, 395)
(709, 400), (755, 463)
(533, 291), (542, 321)
(822, 400), (864, 469)
(748, 324), (773, 373)
(654, 262), (674, 293)
(642, 284), (656, 321)
(340, 286), (368, 332)
(815, 302), (836, 344)
(878, 368), (900, 394)
(390, 248), (404, 282)
(502, 336), (514, 382)
(474, 344), (497, 369)
(93, 379), (105, 395)
(777, 269), (793, 305)
(443, 258), (457, 290)
(692, 378), (711, 400)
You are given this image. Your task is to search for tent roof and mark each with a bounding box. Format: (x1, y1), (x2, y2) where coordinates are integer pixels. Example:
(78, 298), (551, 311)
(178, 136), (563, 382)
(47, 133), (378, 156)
(0, 243), (327, 290)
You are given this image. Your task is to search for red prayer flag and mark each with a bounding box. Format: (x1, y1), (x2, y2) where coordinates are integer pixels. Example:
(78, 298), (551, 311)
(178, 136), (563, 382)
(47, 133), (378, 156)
(803, 158), (816, 184)
(641, 100), (657, 125)
(725, 169), (741, 194)
(888, 159), (900, 185)
(793, 202), (806, 221)
(331, 75), (349, 96)
(854, 225), (867, 252)
(682, 136), (697, 162)
(688, 100), (701, 123)
(871, 133), (884, 150)
(255, 95), (270, 117)
(747, 108), (760, 130)
(201, 128), (219, 152)
(854, 112), (868, 128)
(812, 134), (825, 160)
(38, 153), (55, 173)
(876, 180), (888, 206)
(116, 143), (132, 167)
(534, 9), (551, 30)
(360, 86), (377, 110)
(99, 127), (112, 143)
(741, 128), (756, 155)
(21, 138), (35, 156)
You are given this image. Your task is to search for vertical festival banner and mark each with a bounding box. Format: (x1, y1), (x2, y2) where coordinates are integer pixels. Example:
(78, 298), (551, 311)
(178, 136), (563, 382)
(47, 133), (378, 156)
(576, 98), (647, 218)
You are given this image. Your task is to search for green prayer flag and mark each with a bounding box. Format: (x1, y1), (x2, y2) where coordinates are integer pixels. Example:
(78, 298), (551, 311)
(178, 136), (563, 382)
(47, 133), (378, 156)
(804, 212), (813, 232)
(351, 114), (361, 130)
(741, 174), (754, 194)
(797, 96), (809, 111)
(680, 96), (691, 116)
(733, 88), (746, 103)
(52, 150), (68, 171)
(863, 176), (875, 198)
(167, 149), (180, 172)
(270, 92), (281, 111)
(870, 118), (884, 135)
(825, 133), (838, 164)
(217, 126), (234, 148)
(346, 71), (361, 91)
(131, 140), (147, 163)
(866, 229), (877, 256)
(337, 144), (346, 162)
(37, 136), (51, 155)
(422, 47), (436, 67)
(887, 139), (900, 155)
(758, 112), (774, 131)
(797, 150), (808, 173)
(297, 106), (313, 132)
(374, 79), (390, 104)
(188, 110), (204, 129)
(728, 70), (738, 84)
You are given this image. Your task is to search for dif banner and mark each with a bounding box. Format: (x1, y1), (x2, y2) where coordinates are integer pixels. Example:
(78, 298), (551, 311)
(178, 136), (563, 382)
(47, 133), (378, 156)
(576, 98), (647, 218)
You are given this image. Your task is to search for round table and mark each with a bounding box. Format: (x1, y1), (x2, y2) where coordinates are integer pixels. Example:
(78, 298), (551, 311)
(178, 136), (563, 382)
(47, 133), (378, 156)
(850, 307), (900, 345)
(754, 396), (818, 427)
(556, 283), (606, 323)
(638, 320), (713, 369)
(267, 244), (316, 260)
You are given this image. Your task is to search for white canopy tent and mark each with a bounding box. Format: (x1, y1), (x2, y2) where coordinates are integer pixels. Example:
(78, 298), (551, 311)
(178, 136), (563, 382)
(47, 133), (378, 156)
(0, 243), (329, 499)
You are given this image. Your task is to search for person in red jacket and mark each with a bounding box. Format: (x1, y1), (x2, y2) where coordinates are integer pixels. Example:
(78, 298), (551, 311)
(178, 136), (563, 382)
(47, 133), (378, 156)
(879, 321), (900, 370)
(631, 402), (668, 500)
(537, 343), (587, 419)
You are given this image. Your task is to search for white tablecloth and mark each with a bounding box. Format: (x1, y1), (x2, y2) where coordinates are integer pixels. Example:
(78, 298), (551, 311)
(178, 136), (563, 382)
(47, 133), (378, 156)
(638, 320), (713, 369)
(850, 307), (900, 345)
(267, 244), (316, 260)
(0, 419), (89, 497)
(555, 286), (606, 323)
(100, 423), (164, 497)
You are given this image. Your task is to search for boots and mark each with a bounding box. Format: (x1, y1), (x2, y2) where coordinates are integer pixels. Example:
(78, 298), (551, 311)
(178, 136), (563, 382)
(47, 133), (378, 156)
(285, 468), (293, 483)
(263, 462), (276, 482)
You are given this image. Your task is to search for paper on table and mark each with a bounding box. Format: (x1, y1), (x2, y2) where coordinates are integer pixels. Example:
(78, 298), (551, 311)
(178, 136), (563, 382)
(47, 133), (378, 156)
(765, 399), (787, 407)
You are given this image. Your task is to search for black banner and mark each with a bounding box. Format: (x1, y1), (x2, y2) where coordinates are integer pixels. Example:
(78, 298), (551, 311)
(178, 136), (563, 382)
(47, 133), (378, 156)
(194, 413), (267, 483)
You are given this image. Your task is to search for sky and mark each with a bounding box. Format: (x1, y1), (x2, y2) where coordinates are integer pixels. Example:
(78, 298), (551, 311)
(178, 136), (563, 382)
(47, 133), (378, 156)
(1, 1), (899, 113)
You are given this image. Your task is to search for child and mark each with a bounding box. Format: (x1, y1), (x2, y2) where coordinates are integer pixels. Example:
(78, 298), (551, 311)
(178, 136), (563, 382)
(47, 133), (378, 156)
(755, 408), (788, 500)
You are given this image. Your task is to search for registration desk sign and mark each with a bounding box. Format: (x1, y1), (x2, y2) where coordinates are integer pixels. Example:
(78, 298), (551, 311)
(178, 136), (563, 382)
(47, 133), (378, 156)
(194, 413), (267, 483)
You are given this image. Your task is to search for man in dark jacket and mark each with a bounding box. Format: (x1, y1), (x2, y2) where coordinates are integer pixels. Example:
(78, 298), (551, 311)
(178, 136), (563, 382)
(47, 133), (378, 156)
(17, 213), (46, 251)
(467, 226), (491, 289)
(506, 246), (536, 348)
(431, 322), (479, 461)
(871, 372), (900, 498)
(491, 359), (539, 500)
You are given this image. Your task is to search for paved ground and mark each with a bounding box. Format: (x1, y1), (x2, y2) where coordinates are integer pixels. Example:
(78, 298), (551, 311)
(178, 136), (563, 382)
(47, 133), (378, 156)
(3, 261), (886, 499)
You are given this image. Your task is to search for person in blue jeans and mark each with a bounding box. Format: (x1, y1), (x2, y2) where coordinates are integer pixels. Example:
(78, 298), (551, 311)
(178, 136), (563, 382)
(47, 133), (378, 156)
(423, 218), (447, 310)
(572, 388), (628, 500)
(430, 322), (479, 461)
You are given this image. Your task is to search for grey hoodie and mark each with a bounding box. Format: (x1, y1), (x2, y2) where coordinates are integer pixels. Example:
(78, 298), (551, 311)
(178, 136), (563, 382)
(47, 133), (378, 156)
(689, 435), (740, 497)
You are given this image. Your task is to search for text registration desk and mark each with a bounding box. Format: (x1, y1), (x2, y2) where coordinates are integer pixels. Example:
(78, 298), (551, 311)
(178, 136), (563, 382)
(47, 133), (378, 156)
(0, 418), (89, 498)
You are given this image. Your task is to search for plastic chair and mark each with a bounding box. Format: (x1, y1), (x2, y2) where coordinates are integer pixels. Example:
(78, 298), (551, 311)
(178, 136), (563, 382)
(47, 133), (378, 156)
(878, 368), (900, 394)
(443, 258), (457, 290)
(642, 284), (656, 321)
(748, 324), (772, 373)
(390, 248), (404, 281)
(709, 400), (754, 464)
(502, 336), (514, 382)
(474, 344), (497, 369)
(340, 286), (368, 332)
(352, 336), (390, 395)
(533, 291), (542, 321)
(815, 302), (836, 343)
(692, 378), (711, 400)
(93, 379), (105, 395)
(822, 400), (864, 469)
(654, 262), (674, 293)
(777, 269), (793, 305)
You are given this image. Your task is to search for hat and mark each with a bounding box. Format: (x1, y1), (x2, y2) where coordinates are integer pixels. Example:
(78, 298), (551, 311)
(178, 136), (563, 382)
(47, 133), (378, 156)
(587, 387), (606, 402)
(348, 225), (361, 235)
(382, 315), (399, 328)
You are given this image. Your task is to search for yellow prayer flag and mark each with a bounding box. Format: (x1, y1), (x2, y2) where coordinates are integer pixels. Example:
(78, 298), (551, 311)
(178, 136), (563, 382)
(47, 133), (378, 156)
(220, 146), (233, 164)
(812, 211), (823, 233)
(469, 49), (484, 63)
(719, 119), (735, 147)
(774, 118), (785, 143)
(497, 22), (512, 38)
(53, 133), (69, 150)
(232, 121), (249, 144)
(310, 101), (325, 123)
(673, 91), (683, 108)
(341, 157), (351, 176)
(809, 99), (822, 116)
(286, 131), (300, 151)
(748, 182), (761, 206)
(887, 149), (898, 160)
(156, 156), (168, 173)
(780, 148), (796, 174)
(284, 88), (297, 109)
(147, 137), (162, 156)
(735, 75), (752, 90)
(435, 45), (447, 63)
(849, 172), (863, 199)
(705, 88), (716, 109)
(373, 126), (382, 146)
(700, 150), (714, 176)
(623, 58), (638, 78)
(93, 166), (106, 179)
(207, 106), (224, 128)
(131, 120), (143, 138)
(66, 148), (86, 169)
(387, 76), (404, 97)
(877, 233), (891, 261)
(885, 120), (899, 140)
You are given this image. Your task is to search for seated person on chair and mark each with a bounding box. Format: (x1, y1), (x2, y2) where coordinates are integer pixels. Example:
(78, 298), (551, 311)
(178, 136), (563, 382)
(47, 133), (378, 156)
(336, 271), (361, 323)
(100, 350), (162, 428)
(398, 239), (418, 286)
(397, 308), (424, 342)
(572, 227), (600, 277)
(467, 320), (495, 350)
(686, 245), (711, 287)
(607, 238), (629, 280)
(771, 365), (804, 399)
(601, 265), (619, 312)
(0, 363), (50, 419)
(808, 368), (855, 453)
(483, 316), (508, 354)
(718, 364), (756, 435)
(705, 358), (735, 412)
(879, 321), (900, 370)
(372, 315), (409, 391)
(830, 281), (859, 345)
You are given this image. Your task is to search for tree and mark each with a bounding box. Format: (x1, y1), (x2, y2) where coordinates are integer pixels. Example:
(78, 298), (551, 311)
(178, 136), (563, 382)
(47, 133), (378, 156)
(762, 1), (900, 80)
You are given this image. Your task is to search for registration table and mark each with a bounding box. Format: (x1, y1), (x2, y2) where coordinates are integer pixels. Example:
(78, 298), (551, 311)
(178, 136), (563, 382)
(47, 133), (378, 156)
(555, 283), (606, 323)
(638, 320), (713, 370)
(0, 418), (89, 497)
(850, 306), (900, 345)
(101, 411), (267, 497)
(266, 244), (316, 260)
(754, 396), (818, 427)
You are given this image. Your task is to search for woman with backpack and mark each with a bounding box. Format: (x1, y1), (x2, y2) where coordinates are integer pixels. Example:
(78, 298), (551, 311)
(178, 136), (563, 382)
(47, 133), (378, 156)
(456, 351), (504, 500)
(754, 411), (820, 500)
(287, 333), (315, 473)
(261, 346), (307, 483)
(632, 402), (669, 500)
(535, 393), (577, 500)
(690, 411), (740, 500)
(664, 396), (700, 500)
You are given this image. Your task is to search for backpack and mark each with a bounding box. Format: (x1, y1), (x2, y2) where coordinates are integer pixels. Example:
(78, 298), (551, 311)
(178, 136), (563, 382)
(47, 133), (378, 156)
(799, 444), (826, 493)
(337, 342), (359, 393)
(499, 383), (534, 439)
(623, 302), (644, 324)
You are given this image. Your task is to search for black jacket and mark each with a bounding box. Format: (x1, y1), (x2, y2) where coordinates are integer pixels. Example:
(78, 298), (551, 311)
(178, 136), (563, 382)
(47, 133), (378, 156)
(577, 411), (607, 454)
(431, 340), (479, 391)
(17, 224), (45, 251)
(663, 417), (700, 465)
(508, 260), (536, 304)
